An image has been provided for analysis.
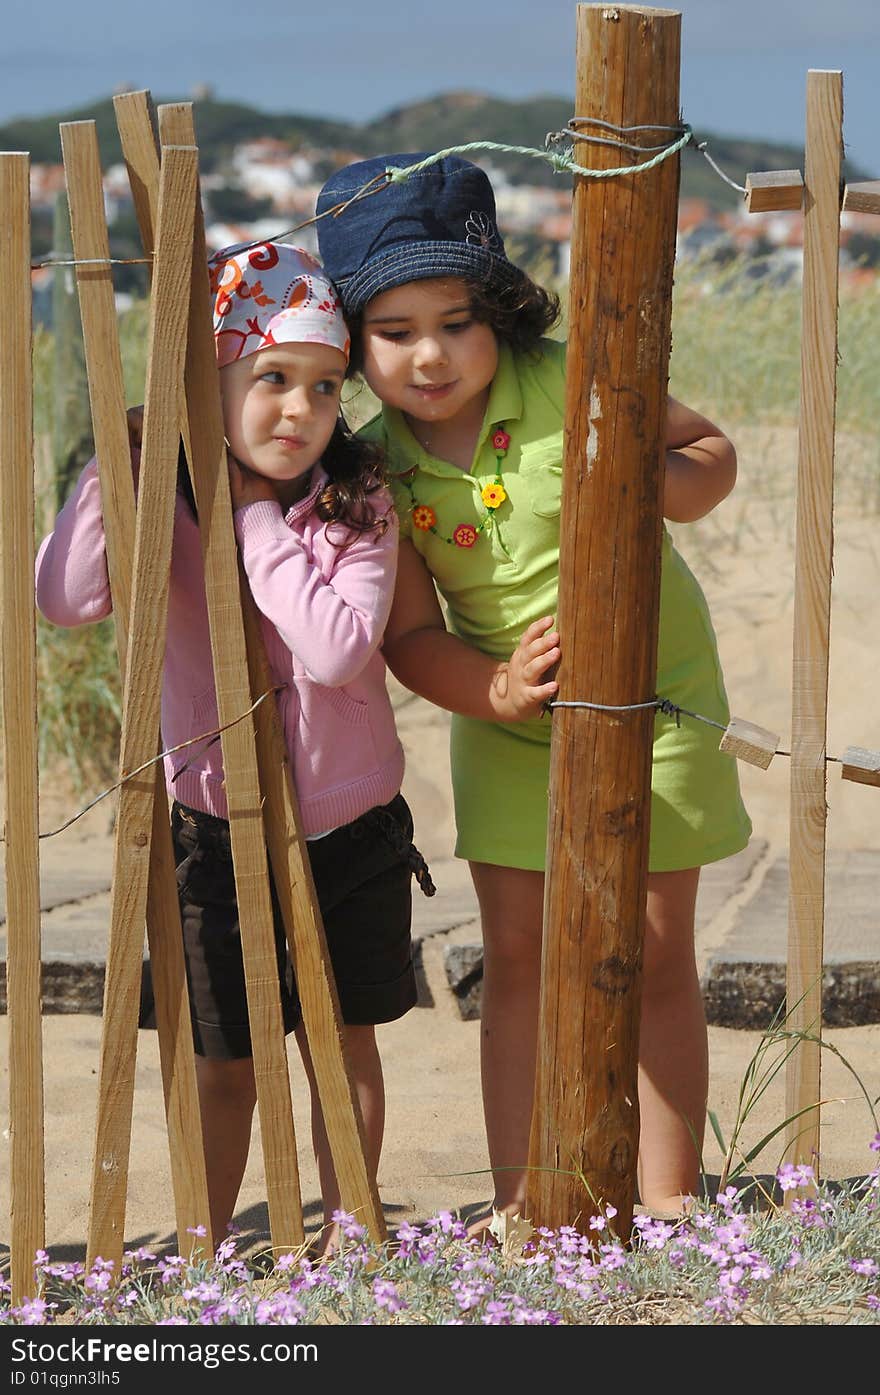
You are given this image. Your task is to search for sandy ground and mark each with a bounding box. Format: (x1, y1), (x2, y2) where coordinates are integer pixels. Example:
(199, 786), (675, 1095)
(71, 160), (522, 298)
(2, 420), (880, 1259)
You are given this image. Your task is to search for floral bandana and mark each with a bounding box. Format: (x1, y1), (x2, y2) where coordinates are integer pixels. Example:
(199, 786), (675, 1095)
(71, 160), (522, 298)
(209, 241), (351, 368)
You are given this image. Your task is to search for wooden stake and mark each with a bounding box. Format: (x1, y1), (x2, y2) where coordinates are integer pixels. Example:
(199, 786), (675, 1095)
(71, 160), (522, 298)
(745, 170), (804, 213)
(112, 92), (160, 265)
(784, 70), (843, 1176)
(1, 151), (45, 1304)
(842, 181), (880, 214)
(718, 717), (780, 769)
(158, 100), (384, 1243)
(61, 118), (210, 1254)
(158, 104), (305, 1249)
(59, 122), (136, 653)
(527, 4), (681, 1236)
(87, 147), (198, 1265)
(839, 746), (880, 787)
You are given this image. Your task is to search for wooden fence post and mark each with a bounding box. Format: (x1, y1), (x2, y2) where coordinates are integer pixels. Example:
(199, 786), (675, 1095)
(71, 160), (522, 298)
(784, 70), (843, 1174)
(86, 147), (198, 1266)
(1, 151), (45, 1304)
(154, 98), (386, 1243)
(527, 3), (682, 1236)
(60, 118), (210, 1254)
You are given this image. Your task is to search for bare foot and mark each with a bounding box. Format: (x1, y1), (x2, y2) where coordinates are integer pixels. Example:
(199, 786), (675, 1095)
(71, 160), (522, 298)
(307, 1222), (342, 1261)
(634, 1194), (695, 1221)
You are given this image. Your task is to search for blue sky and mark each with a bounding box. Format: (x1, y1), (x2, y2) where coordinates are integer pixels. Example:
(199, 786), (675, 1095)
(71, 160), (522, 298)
(2, 1), (877, 174)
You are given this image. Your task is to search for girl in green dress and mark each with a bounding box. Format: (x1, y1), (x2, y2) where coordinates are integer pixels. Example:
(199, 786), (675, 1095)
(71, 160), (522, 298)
(317, 154), (751, 1227)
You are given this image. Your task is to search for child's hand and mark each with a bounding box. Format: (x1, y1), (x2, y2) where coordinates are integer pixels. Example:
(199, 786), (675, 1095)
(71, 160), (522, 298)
(492, 616), (560, 721)
(227, 453), (277, 510)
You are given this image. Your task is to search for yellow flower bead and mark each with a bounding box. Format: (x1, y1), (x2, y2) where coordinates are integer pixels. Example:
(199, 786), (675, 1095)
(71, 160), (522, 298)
(481, 482), (507, 510)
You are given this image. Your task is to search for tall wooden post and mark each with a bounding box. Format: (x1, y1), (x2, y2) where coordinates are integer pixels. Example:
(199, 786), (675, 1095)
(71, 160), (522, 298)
(784, 70), (843, 1173)
(1, 152), (45, 1304)
(527, 4), (682, 1235)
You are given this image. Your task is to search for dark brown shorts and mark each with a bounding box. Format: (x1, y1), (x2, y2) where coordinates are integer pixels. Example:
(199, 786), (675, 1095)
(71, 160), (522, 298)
(169, 793), (418, 1059)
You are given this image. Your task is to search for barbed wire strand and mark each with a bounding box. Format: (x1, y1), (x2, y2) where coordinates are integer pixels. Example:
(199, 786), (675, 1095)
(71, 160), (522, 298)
(17, 684), (284, 843)
(547, 695), (816, 761)
(694, 141), (748, 195)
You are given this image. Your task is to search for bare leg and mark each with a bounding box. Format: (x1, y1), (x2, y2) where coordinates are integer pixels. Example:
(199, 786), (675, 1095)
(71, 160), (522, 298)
(468, 862), (545, 1232)
(637, 866), (706, 1213)
(295, 1022), (385, 1255)
(194, 1054), (257, 1249)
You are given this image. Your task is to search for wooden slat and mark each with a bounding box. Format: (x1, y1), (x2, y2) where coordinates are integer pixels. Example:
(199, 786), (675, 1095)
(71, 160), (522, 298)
(842, 181), (880, 215)
(158, 103), (305, 1249)
(244, 597), (386, 1240)
(784, 70), (843, 1177)
(158, 100), (384, 1240)
(745, 170), (804, 213)
(87, 146), (198, 1265)
(718, 717), (780, 770)
(839, 746), (880, 787)
(59, 122), (136, 663)
(62, 119), (209, 1257)
(1, 151), (45, 1304)
(112, 92), (160, 263)
(527, 5), (681, 1235)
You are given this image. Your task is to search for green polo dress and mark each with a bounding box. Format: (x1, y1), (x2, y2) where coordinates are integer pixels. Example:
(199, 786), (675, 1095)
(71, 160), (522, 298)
(362, 339), (751, 873)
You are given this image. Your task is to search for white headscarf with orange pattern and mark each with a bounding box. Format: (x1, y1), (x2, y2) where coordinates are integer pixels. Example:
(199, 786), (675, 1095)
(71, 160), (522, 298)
(209, 241), (350, 368)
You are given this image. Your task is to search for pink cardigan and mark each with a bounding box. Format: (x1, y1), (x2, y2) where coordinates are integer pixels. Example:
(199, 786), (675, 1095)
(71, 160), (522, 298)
(36, 459), (405, 836)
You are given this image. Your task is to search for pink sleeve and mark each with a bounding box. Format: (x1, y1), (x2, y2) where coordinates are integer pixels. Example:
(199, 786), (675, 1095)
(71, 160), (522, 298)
(35, 458), (113, 627)
(233, 493), (399, 688)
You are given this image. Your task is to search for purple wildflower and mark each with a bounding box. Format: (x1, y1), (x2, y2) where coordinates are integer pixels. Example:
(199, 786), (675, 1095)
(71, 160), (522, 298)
(482, 1300), (513, 1325)
(776, 1162), (816, 1192)
(598, 1242), (627, 1271)
(716, 1186), (740, 1210)
(125, 1247), (156, 1264)
(850, 1258), (879, 1278)
(15, 1296), (50, 1325)
(372, 1278), (407, 1314)
(331, 1208), (366, 1241)
(274, 1252), (300, 1272)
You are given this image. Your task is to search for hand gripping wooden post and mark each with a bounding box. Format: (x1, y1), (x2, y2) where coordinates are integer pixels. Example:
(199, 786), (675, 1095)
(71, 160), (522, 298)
(59, 118), (210, 1255)
(527, 4), (682, 1236)
(153, 99), (386, 1243)
(86, 146), (199, 1266)
(1, 151), (45, 1304)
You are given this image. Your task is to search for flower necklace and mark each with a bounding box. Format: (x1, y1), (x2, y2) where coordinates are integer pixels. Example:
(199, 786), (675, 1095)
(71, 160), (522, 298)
(397, 428), (511, 549)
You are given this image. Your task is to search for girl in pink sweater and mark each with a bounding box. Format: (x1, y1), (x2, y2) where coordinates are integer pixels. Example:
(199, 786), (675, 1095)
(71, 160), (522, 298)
(36, 242), (428, 1253)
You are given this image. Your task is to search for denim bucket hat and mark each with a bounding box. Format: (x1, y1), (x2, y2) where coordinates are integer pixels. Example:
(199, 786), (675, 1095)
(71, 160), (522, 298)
(316, 153), (518, 315)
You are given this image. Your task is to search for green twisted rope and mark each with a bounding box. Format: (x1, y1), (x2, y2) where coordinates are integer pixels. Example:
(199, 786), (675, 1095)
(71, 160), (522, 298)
(386, 128), (693, 183)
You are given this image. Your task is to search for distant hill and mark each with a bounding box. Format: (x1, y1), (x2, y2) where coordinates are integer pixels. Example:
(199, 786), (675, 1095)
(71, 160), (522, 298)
(2, 89), (872, 210)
